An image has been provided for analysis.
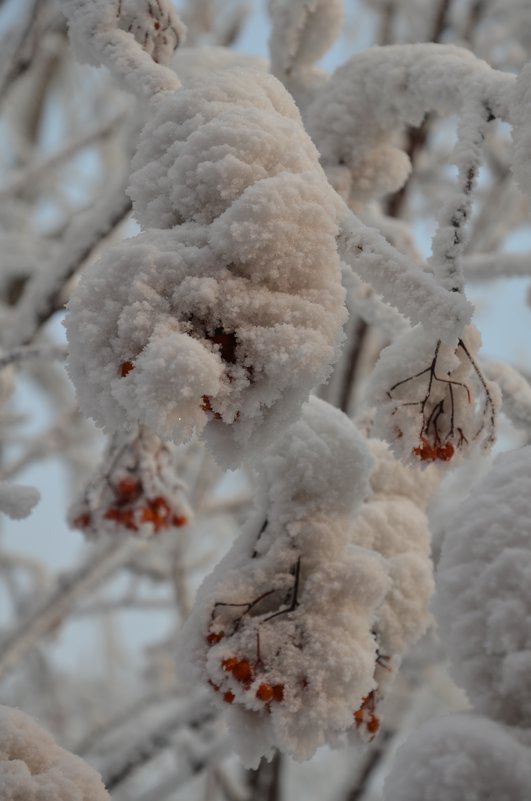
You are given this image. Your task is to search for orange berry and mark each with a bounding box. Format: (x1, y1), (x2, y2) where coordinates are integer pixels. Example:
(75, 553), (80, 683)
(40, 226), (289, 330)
(172, 514), (188, 527)
(222, 657), (239, 672)
(72, 512), (91, 529)
(256, 683), (274, 702)
(115, 477), (140, 502)
(119, 360), (134, 377)
(437, 442), (455, 462)
(367, 715), (380, 734)
(232, 660), (253, 685)
(120, 509), (138, 531)
(272, 684), (284, 702)
(207, 631), (224, 645)
(223, 691), (235, 704)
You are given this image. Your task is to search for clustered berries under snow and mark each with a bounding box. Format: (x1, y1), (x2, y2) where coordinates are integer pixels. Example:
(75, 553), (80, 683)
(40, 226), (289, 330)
(69, 427), (190, 538)
(66, 64), (346, 466)
(0, 704), (110, 800)
(179, 398), (389, 764)
(369, 325), (500, 469)
(435, 445), (531, 727)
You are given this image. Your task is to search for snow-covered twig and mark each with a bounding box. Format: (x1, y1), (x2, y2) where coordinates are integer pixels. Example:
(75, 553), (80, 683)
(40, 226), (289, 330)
(463, 251), (531, 281)
(307, 44), (513, 204)
(0, 538), (142, 681)
(337, 207), (473, 341)
(4, 183), (132, 348)
(0, 114), (126, 199)
(101, 692), (218, 790)
(60, 0), (184, 98)
(482, 359), (531, 430)
(0, 343), (67, 372)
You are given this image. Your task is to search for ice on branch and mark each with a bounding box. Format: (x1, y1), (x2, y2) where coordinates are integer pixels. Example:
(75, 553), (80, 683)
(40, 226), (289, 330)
(66, 68), (346, 466)
(383, 714), (531, 801)
(0, 481), (40, 520)
(347, 439), (437, 734)
(60, 0), (184, 97)
(179, 398), (389, 764)
(369, 325), (500, 468)
(306, 44), (512, 204)
(69, 427), (190, 538)
(436, 446), (531, 727)
(0, 704), (111, 800)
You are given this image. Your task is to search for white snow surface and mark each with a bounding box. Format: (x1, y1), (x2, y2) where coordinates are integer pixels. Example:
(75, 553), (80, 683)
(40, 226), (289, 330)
(0, 704), (111, 800)
(172, 46), (267, 85)
(179, 398), (389, 764)
(436, 445), (531, 727)
(66, 69), (346, 467)
(383, 714), (531, 801)
(352, 439), (436, 658)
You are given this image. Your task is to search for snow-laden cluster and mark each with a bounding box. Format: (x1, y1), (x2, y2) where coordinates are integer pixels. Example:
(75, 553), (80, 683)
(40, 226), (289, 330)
(383, 714), (531, 801)
(179, 398), (389, 764)
(69, 427), (190, 538)
(435, 445), (531, 727)
(0, 704), (111, 800)
(306, 43), (512, 204)
(348, 438), (437, 735)
(60, 0), (184, 97)
(66, 65), (346, 466)
(368, 325), (500, 468)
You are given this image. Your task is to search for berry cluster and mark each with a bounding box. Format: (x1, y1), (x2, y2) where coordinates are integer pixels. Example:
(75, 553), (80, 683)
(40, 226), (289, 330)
(70, 429), (190, 538)
(412, 437), (455, 463)
(207, 649), (285, 710)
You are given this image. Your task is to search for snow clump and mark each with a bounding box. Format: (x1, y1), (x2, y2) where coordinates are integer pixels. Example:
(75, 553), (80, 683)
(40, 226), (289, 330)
(0, 704), (111, 800)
